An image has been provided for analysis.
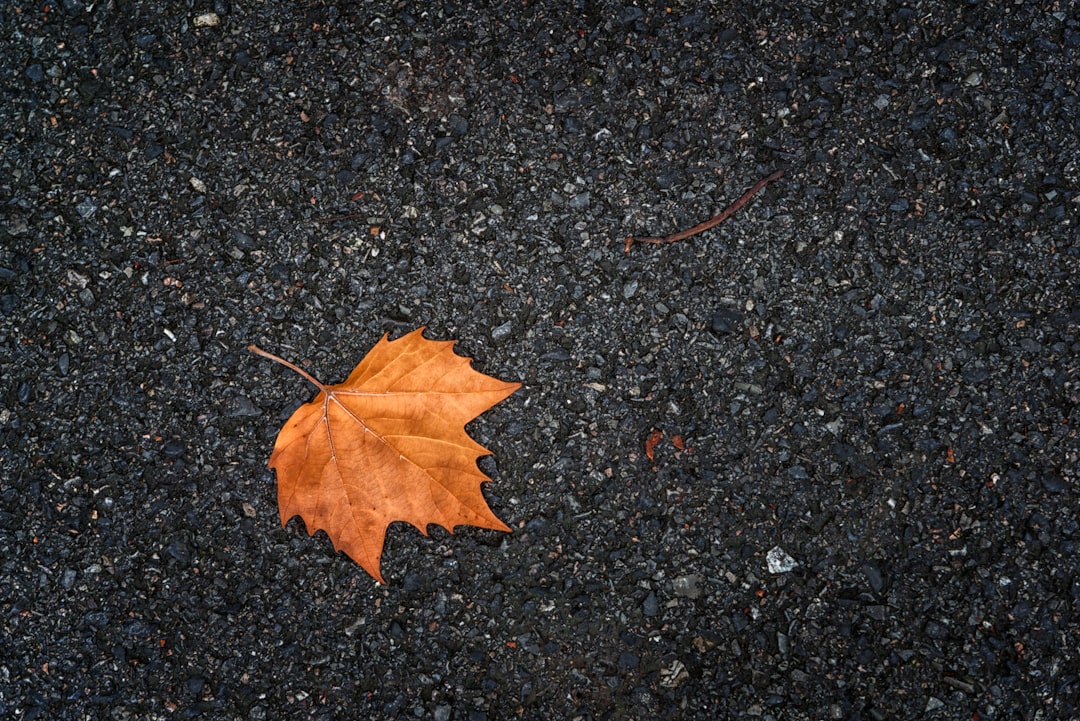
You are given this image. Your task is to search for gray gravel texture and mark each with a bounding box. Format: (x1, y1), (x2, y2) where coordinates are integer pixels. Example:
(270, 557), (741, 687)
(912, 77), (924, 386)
(2, 1), (1078, 720)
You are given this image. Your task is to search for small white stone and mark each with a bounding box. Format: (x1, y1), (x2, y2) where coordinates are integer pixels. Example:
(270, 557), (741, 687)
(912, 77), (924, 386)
(193, 13), (220, 28)
(189, 176), (207, 193)
(766, 546), (799, 574)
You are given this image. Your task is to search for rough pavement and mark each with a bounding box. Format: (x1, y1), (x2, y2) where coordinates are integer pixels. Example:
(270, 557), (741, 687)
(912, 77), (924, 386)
(2, 2), (1078, 720)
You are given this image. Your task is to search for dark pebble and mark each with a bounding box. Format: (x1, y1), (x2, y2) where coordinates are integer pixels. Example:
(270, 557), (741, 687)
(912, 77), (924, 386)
(25, 63), (45, 83)
(225, 395), (261, 417)
(787, 465), (809, 480)
(187, 676), (206, 696)
(402, 571), (424, 592)
(1040, 475), (1067, 493)
(832, 442), (857, 461)
(924, 620), (949, 640)
(568, 192), (590, 210)
(962, 366), (990, 383)
(643, 591), (659, 617)
(78, 79), (103, 101)
(864, 605), (889, 621)
(618, 6), (644, 25)
(656, 170), (681, 189)
(1011, 599), (1031, 619)
(710, 307), (743, 335)
(449, 115), (469, 135)
(491, 320), (513, 343)
(231, 230), (255, 250)
(862, 561), (885, 593)
(166, 537), (191, 563)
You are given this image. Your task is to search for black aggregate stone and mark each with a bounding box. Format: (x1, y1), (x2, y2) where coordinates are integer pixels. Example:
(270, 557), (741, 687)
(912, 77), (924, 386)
(1, 2), (1078, 720)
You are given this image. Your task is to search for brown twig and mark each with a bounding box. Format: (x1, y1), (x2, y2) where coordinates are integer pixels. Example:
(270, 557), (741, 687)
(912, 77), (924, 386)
(624, 169), (785, 252)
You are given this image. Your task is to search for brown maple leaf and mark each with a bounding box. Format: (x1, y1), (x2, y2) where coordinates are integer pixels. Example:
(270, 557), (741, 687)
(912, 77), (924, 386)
(249, 328), (520, 583)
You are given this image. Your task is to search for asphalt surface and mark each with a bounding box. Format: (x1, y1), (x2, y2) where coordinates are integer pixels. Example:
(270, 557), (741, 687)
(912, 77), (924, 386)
(2, 2), (1078, 720)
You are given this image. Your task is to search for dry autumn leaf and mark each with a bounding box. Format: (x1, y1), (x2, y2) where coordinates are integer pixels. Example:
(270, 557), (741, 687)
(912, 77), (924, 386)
(249, 328), (520, 583)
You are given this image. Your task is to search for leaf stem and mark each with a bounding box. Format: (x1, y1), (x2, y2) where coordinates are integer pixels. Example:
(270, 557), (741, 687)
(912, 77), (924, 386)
(248, 344), (326, 391)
